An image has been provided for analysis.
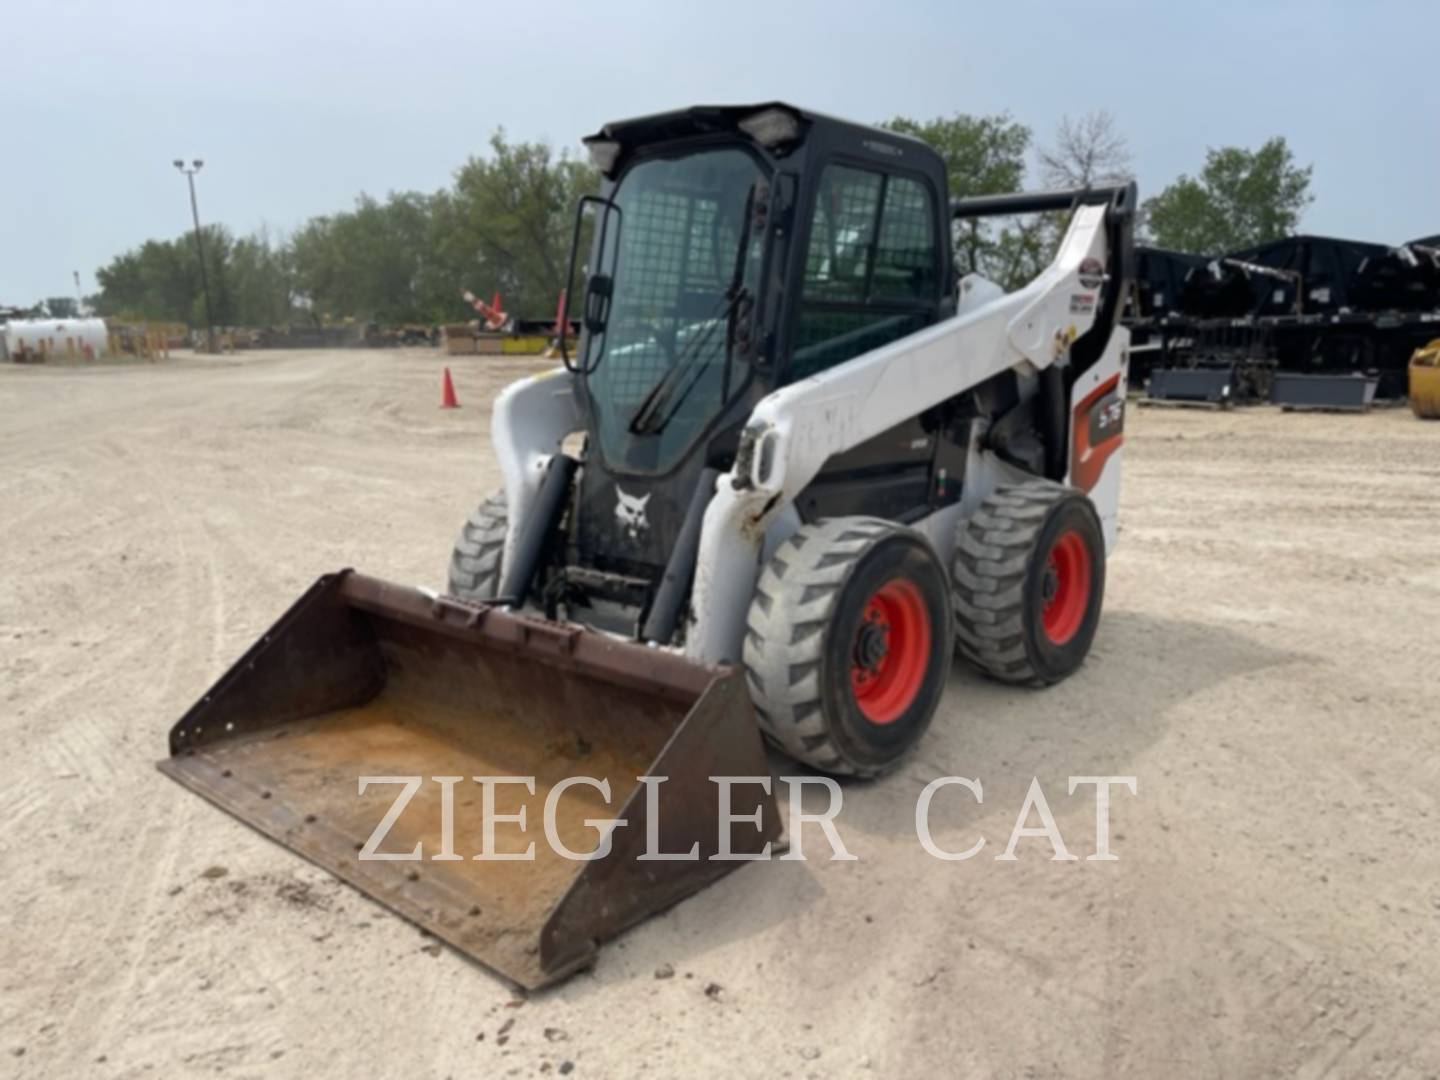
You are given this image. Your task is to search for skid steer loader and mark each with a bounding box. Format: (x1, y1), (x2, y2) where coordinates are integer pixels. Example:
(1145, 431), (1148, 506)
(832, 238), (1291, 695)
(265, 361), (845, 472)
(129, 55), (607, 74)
(160, 103), (1135, 989)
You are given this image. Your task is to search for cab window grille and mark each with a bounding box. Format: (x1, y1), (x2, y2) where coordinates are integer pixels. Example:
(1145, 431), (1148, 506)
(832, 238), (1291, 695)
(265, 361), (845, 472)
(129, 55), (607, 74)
(872, 178), (936, 300)
(604, 189), (727, 408)
(582, 147), (764, 475)
(789, 166), (938, 383)
(804, 167), (882, 301)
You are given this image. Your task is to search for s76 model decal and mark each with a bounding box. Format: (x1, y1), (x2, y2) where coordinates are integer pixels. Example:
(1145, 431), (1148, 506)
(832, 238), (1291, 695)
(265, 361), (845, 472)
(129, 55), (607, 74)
(1071, 374), (1124, 492)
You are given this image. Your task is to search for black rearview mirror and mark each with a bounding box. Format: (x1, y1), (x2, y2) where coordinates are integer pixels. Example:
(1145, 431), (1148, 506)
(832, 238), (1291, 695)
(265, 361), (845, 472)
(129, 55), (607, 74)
(560, 195), (623, 374)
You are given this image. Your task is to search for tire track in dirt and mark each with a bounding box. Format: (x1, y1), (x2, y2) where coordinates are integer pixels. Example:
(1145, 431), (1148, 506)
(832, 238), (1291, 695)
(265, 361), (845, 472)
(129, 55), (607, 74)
(16, 448), (183, 786)
(2, 367), (281, 1070)
(64, 354), (425, 1068)
(0, 464), (168, 840)
(60, 424), (247, 1062)
(0, 353), (451, 1075)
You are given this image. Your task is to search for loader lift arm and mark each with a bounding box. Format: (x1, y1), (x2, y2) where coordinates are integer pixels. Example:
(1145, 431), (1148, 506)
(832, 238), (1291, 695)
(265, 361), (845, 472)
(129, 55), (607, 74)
(686, 185), (1136, 665)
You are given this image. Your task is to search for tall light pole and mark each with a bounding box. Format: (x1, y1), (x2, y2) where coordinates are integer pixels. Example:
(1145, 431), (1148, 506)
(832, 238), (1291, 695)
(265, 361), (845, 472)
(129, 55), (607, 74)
(174, 159), (216, 353)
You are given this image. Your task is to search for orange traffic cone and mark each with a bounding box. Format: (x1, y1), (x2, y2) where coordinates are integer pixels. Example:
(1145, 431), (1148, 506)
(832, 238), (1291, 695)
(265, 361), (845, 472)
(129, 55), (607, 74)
(441, 367), (459, 409)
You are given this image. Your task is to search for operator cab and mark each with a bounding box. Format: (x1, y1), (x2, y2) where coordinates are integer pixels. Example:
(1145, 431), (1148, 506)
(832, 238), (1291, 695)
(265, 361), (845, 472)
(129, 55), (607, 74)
(569, 103), (953, 476)
(554, 104), (958, 634)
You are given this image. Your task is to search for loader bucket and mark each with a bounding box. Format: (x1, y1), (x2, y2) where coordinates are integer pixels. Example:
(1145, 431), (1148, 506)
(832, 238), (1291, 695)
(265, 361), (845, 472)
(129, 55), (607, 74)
(158, 570), (780, 989)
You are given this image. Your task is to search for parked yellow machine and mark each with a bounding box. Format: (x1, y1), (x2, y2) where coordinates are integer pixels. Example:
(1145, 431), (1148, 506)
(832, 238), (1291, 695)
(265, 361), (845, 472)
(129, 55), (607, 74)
(1410, 339), (1440, 418)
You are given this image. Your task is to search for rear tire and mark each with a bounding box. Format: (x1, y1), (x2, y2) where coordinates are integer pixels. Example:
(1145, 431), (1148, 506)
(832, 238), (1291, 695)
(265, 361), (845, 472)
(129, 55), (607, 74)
(952, 481), (1105, 685)
(743, 518), (953, 778)
(447, 490), (507, 600)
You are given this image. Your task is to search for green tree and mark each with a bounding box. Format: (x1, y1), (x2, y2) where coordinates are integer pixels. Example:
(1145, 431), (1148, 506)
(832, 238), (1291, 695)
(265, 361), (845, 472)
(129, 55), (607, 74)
(43, 297), (79, 319)
(93, 132), (598, 327)
(291, 192), (438, 324)
(92, 226), (235, 325)
(94, 238), (193, 321)
(228, 228), (295, 326)
(1144, 138), (1313, 254)
(883, 113), (1046, 289)
(439, 132), (597, 319)
(194, 225), (235, 326)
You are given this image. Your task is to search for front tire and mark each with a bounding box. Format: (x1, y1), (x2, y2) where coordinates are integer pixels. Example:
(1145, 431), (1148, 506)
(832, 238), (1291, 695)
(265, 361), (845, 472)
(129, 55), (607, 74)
(743, 518), (953, 777)
(952, 481), (1106, 685)
(447, 490), (507, 600)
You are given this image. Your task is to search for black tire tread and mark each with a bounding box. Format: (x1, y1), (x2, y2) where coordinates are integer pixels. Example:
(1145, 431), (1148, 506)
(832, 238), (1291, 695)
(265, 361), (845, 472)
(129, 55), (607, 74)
(952, 481), (1076, 685)
(447, 490), (507, 600)
(742, 517), (897, 777)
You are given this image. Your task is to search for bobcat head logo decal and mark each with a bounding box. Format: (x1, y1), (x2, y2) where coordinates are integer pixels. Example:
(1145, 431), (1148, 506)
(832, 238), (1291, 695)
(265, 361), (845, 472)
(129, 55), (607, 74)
(614, 488), (652, 543)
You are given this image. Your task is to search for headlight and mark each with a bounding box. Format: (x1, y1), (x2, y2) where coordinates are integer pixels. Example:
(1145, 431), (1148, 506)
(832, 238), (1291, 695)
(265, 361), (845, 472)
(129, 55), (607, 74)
(738, 107), (802, 149)
(584, 139), (622, 174)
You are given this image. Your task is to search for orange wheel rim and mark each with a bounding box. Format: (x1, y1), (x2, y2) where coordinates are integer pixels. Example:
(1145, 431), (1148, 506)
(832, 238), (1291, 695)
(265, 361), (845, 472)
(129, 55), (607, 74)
(849, 578), (931, 725)
(1041, 529), (1091, 645)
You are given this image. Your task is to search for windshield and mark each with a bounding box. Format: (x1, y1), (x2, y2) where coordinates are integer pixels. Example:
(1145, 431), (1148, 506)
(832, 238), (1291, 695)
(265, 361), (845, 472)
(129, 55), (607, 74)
(583, 146), (766, 474)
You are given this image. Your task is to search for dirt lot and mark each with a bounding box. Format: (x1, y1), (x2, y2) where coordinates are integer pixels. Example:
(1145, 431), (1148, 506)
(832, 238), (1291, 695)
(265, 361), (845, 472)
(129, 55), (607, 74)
(2, 348), (1438, 1078)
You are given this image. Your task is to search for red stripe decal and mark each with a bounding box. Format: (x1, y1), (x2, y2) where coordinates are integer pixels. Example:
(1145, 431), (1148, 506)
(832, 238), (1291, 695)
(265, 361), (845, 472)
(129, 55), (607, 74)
(1070, 374), (1124, 492)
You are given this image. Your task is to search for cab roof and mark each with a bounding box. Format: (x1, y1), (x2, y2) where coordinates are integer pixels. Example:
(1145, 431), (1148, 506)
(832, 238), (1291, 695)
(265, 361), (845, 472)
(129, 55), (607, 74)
(582, 102), (936, 177)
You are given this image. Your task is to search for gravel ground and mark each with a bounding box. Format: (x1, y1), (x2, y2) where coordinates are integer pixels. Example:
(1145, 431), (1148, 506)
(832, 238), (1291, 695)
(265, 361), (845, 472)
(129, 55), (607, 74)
(2, 348), (1438, 1078)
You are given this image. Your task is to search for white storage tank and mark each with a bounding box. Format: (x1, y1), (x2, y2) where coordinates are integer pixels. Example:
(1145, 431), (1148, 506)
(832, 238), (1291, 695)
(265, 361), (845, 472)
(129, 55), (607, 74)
(4, 317), (110, 359)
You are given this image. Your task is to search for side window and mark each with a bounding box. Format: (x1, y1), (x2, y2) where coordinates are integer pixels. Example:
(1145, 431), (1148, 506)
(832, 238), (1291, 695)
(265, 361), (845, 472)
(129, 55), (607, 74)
(803, 167), (881, 301)
(790, 166), (938, 383)
(872, 177), (937, 300)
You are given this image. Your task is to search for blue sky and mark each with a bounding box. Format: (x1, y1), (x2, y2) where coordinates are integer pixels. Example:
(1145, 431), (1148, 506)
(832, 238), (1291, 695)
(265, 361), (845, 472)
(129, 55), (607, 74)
(4, 0), (1436, 305)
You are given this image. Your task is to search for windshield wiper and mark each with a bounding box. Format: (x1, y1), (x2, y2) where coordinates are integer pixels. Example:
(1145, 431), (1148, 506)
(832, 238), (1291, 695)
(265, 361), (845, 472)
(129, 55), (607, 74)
(628, 288), (750, 436)
(627, 292), (734, 434)
(629, 183), (759, 436)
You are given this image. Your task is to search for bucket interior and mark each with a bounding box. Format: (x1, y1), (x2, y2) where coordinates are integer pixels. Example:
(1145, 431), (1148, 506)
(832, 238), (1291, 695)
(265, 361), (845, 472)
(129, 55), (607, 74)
(163, 591), (701, 986)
